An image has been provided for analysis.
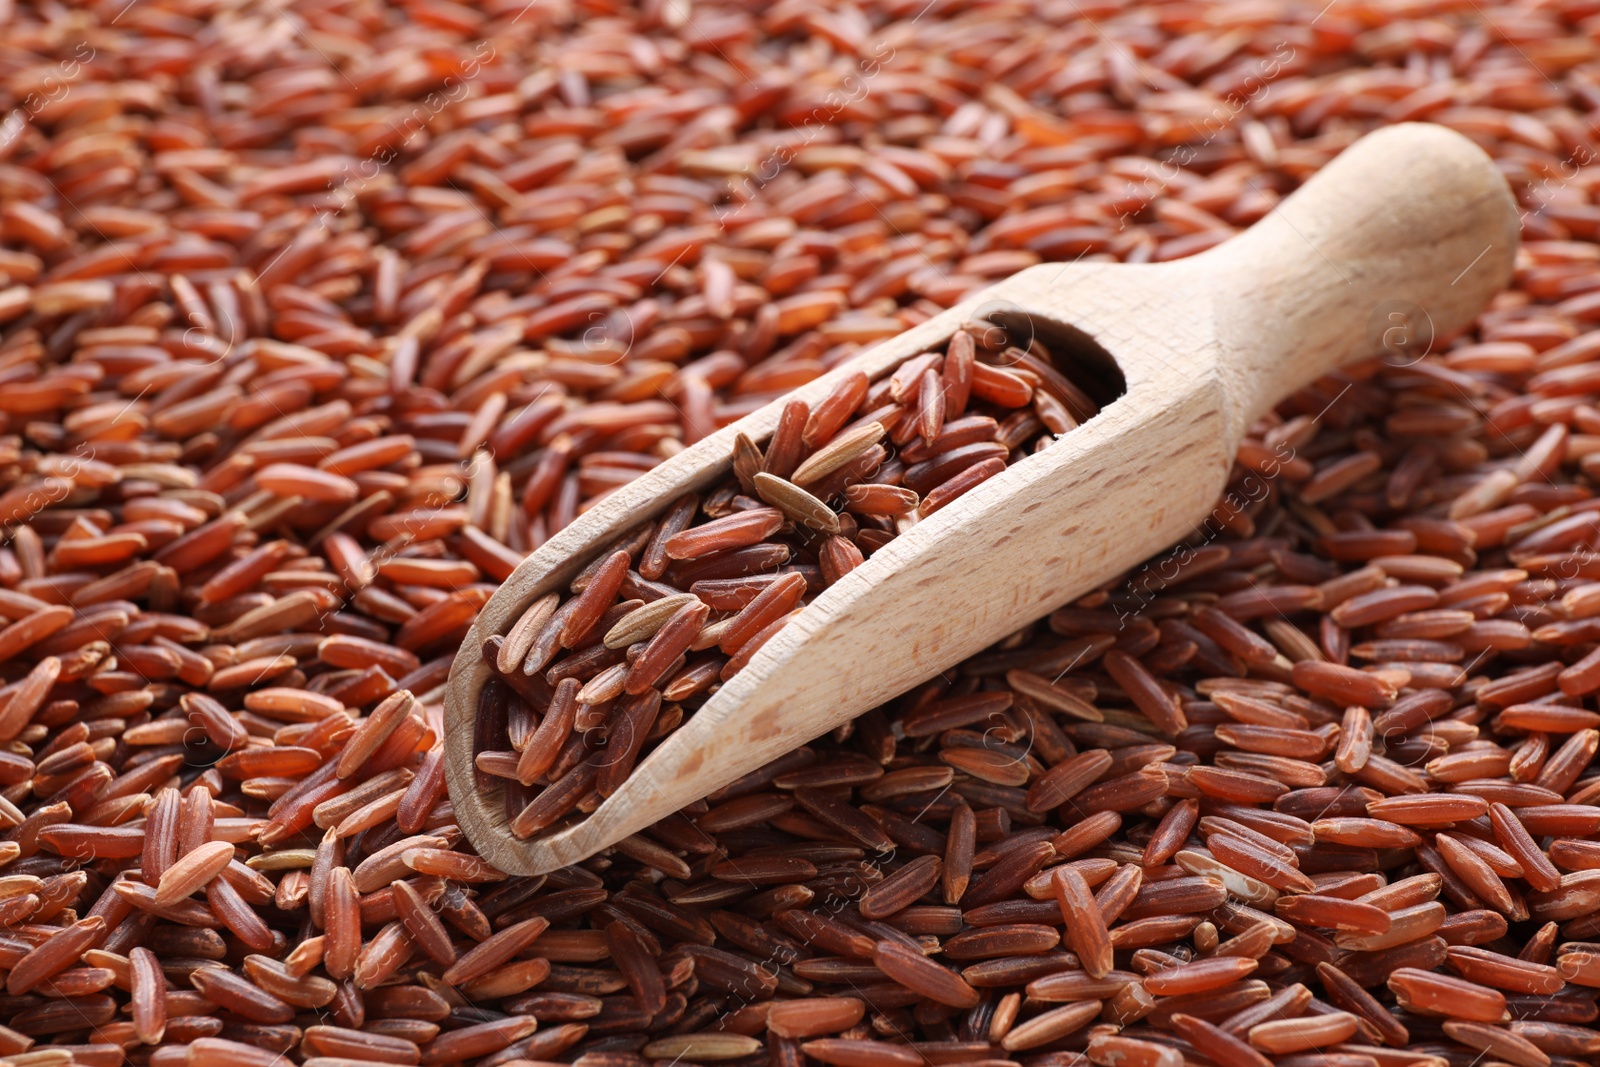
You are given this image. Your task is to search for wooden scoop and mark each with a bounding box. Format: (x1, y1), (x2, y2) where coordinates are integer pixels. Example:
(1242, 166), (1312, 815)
(444, 122), (1519, 875)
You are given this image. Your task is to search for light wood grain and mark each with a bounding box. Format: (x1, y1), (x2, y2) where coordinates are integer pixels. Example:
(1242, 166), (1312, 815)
(444, 122), (1520, 875)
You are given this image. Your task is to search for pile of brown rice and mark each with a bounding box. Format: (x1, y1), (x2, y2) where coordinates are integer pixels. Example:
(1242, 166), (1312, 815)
(1, 1), (1600, 1066)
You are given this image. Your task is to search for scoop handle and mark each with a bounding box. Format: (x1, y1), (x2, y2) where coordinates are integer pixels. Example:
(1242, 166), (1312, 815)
(1203, 122), (1519, 426)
